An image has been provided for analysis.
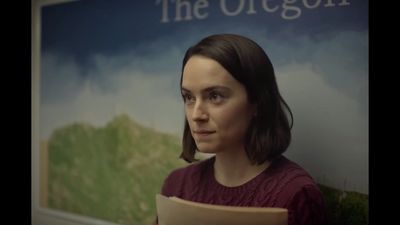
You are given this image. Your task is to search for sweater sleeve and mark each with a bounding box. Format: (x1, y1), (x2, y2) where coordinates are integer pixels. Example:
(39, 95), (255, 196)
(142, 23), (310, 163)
(160, 171), (174, 196)
(287, 185), (328, 225)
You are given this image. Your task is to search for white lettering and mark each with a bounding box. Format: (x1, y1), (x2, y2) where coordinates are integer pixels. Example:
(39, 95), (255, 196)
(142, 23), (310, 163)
(156, 0), (170, 23)
(220, 0), (245, 16)
(281, 0), (301, 20)
(324, 0), (335, 7)
(303, 0), (321, 9)
(247, 0), (257, 15)
(338, 0), (350, 6)
(262, 0), (279, 12)
(156, 0), (353, 23)
(194, 0), (209, 19)
(175, 0), (192, 22)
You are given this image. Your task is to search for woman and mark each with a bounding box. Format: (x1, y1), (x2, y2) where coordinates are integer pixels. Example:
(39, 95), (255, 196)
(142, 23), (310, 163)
(160, 34), (327, 225)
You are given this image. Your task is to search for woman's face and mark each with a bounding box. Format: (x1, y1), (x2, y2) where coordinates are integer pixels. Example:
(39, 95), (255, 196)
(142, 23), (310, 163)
(181, 55), (255, 154)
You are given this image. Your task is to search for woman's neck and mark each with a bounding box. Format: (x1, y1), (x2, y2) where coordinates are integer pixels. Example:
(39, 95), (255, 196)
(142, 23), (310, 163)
(213, 150), (270, 187)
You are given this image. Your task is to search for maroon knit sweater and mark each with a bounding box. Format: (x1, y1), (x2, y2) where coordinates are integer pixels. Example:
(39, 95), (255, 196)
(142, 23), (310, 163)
(161, 155), (327, 225)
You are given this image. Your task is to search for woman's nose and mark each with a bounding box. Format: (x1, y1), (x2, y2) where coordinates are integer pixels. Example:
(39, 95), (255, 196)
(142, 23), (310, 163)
(191, 100), (208, 121)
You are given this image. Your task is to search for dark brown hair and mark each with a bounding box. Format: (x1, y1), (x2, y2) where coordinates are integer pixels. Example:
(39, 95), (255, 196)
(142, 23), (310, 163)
(179, 34), (293, 165)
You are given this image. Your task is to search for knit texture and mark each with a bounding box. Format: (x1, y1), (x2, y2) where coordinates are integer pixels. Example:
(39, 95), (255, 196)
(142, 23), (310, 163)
(161, 156), (327, 225)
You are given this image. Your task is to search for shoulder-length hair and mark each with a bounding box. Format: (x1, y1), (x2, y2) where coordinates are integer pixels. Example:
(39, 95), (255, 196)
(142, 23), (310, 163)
(179, 34), (293, 165)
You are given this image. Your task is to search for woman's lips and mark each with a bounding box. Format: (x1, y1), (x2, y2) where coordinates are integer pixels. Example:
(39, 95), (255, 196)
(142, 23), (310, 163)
(193, 130), (216, 137)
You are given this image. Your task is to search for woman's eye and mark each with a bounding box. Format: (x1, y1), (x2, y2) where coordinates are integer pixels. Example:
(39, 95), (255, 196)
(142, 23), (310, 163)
(182, 94), (195, 104)
(209, 92), (224, 103)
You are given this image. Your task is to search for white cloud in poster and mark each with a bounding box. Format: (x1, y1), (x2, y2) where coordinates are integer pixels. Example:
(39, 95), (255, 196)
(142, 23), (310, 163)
(40, 51), (185, 140)
(277, 62), (368, 194)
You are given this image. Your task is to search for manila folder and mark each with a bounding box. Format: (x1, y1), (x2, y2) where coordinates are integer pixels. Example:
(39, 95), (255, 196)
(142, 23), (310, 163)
(156, 194), (288, 225)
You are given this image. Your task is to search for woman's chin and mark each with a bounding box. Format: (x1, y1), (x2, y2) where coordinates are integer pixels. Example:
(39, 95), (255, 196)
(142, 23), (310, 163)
(196, 144), (218, 154)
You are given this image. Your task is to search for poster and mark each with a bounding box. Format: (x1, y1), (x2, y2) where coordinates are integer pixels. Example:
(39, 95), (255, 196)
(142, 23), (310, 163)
(33, 0), (368, 224)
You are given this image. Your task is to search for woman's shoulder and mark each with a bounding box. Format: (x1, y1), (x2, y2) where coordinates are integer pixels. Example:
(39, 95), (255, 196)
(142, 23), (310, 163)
(259, 156), (322, 205)
(270, 156), (317, 186)
(265, 156), (327, 224)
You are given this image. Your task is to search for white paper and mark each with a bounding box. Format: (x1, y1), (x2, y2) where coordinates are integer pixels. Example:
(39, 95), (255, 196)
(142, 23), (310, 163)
(156, 194), (288, 225)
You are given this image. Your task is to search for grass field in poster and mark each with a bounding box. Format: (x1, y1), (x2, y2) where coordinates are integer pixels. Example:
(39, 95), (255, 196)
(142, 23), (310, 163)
(42, 114), (185, 224)
(40, 114), (367, 225)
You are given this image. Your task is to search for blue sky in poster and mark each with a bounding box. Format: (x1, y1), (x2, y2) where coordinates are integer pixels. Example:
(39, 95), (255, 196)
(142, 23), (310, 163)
(39, 0), (368, 193)
(42, 0), (367, 61)
(41, 0), (368, 111)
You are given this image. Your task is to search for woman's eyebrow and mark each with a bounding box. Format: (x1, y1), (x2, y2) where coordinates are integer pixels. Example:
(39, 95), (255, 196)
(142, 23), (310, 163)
(181, 87), (191, 93)
(202, 86), (231, 93)
(181, 86), (231, 94)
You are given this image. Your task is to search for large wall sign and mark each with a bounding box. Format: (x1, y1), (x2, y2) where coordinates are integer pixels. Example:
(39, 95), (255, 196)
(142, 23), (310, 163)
(32, 0), (368, 224)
